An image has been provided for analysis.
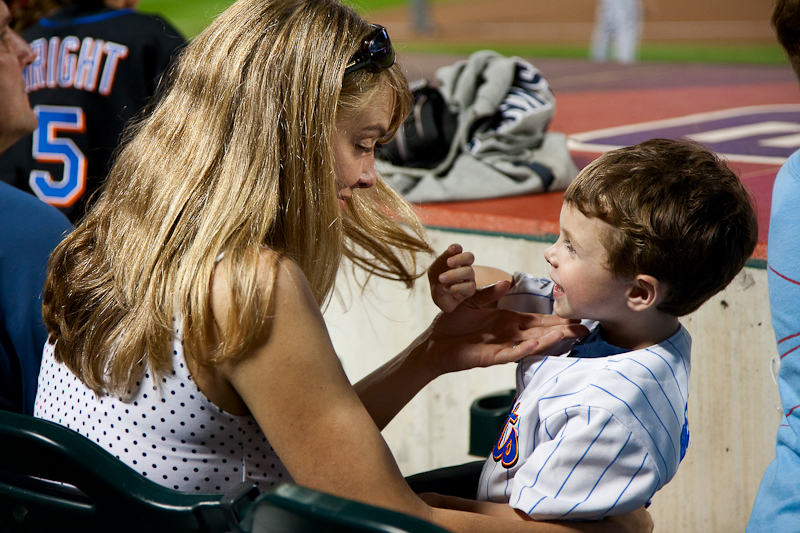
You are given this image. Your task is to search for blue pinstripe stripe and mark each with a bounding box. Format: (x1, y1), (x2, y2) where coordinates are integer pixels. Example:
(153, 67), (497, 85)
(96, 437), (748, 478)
(504, 459), (513, 499)
(609, 369), (678, 462)
(668, 330), (691, 379)
(557, 429), (633, 519)
(648, 348), (687, 404)
(528, 356), (550, 382)
(544, 404), (580, 440)
(503, 292), (553, 300)
(518, 412), (574, 504)
(527, 496), (548, 515)
(592, 452), (650, 518)
(540, 389), (588, 402)
(554, 415), (615, 498)
(534, 359), (582, 392)
(484, 459), (505, 502)
(590, 384), (668, 472)
(508, 399), (530, 500)
(544, 416), (555, 439)
(628, 358), (681, 426)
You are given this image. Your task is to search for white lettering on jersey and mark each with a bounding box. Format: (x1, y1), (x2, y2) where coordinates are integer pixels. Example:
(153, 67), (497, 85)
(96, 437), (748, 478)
(46, 36), (60, 89)
(24, 36), (129, 96)
(57, 36), (80, 88)
(74, 37), (105, 91)
(98, 42), (129, 95)
(26, 38), (47, 91)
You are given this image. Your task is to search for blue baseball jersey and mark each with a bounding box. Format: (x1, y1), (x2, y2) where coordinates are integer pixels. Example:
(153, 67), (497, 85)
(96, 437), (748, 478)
(477, 273), (691, 519)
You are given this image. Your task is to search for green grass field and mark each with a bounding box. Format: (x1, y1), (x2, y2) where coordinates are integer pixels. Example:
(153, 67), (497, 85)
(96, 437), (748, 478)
(136, 0), (415, 36)
(137, 0), (786, 65)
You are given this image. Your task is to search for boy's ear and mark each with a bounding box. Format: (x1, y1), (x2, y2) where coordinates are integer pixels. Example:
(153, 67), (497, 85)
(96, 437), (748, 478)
(626, 275), (666, 312)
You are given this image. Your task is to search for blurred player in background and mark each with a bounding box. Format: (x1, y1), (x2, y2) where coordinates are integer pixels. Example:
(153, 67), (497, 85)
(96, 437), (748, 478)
(0, 0), (184, 222)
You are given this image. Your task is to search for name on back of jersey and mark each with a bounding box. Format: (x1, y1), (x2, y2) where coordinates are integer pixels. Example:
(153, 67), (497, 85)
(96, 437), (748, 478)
(25, 36), (129, 96)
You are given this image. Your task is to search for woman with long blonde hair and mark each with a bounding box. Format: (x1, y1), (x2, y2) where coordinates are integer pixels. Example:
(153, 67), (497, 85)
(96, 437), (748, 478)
(33, 0), (650, 531)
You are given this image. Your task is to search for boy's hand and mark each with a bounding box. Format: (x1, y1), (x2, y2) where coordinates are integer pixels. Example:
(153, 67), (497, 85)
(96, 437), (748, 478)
(428, 244), (478, 313)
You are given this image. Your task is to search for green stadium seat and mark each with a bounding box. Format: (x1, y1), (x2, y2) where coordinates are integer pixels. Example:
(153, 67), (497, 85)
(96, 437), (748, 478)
(0, 409), (447, 533)
(469, 388), (515, 457)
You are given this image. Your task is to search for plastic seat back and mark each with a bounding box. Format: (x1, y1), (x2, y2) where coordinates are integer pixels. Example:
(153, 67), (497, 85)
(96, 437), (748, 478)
(0, 409), (256, 533)
(238, 484), (449, 533)
(0, 410), (449, 533)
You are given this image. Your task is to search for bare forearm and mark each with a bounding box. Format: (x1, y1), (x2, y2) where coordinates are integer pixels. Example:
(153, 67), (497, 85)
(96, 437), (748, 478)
(431, 507), (638, 533)
(474, 265), (513, 289)
(424, 495), (650, 533)
(354, 327), (439, 430)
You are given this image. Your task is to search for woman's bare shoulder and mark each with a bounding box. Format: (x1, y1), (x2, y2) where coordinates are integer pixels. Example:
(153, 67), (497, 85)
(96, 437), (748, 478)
(210, 247), (316, 328)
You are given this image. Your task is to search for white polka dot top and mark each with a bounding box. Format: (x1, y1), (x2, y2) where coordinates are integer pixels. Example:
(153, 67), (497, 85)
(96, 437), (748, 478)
(33, 319), (293, 493)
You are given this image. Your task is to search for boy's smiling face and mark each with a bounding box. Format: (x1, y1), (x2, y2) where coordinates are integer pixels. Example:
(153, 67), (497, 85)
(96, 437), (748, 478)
(544, 203), (632, 323)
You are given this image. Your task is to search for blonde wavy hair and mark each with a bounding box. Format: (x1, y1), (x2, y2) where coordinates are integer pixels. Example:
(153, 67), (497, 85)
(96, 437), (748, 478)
(43, 0), (430, 397)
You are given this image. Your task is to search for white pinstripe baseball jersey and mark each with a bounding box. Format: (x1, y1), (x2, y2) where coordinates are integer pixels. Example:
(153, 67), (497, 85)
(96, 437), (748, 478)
(477, 273), (691, 519)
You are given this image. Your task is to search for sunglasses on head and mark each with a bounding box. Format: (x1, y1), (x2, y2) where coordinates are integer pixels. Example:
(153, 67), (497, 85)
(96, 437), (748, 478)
(344, 24), (395, 76)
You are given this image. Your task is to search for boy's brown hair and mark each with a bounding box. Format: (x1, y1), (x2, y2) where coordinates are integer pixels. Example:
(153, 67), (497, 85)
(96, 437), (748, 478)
(563, 138), (758, 316)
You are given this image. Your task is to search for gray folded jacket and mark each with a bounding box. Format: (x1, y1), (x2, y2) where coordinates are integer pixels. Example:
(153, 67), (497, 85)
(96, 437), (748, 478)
(380, 50), (578, 203)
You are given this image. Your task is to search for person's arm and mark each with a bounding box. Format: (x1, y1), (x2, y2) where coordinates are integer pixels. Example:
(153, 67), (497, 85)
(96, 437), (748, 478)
(354, 303), (586, 430)
(474, 266), (514, 289)
(214, 250), (647, 532)
(357, 246), (585, 430)
(423, 493), (539, 519)
(424, 495), (652, 533)
(216, 251), (430, 516)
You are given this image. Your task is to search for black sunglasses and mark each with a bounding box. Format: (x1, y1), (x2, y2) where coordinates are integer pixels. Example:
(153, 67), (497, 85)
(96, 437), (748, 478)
(344, 24), (395, 75)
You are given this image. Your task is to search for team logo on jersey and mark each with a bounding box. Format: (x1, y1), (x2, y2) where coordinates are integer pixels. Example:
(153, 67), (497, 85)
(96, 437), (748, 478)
(492, 402), (520, 468)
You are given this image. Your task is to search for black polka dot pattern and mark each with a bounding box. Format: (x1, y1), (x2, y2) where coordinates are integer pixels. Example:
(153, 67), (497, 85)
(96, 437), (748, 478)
(33, 324), (292, 493)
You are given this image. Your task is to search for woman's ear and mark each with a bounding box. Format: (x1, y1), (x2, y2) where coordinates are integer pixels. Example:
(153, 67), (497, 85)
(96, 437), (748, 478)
(626, 274), (666, 312)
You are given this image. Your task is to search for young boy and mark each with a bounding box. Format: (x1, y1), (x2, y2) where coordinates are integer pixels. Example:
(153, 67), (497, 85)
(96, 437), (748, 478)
(429, 138), (758, 521)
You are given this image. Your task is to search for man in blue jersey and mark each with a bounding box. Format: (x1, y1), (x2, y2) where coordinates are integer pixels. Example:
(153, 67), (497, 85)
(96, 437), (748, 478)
(425, 139), (758, 521)
(748, 0), (800, 530)
(0, 0), (72, 414)
(0, 0), (184, 222)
